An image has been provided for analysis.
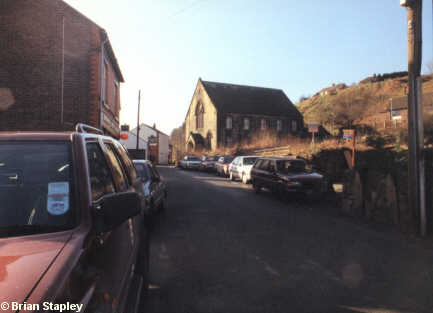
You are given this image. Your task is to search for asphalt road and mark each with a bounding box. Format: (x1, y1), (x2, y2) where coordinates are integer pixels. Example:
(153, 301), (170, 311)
(142, 166), (433, 313)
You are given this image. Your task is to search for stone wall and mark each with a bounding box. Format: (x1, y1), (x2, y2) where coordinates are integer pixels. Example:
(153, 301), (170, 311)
(340, 168), (415, 233)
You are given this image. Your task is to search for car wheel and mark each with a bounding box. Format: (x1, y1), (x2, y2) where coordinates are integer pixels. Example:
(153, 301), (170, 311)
(253, 182), (261, 194)
(230, 171), (235, 181)
(149, 201), (156, 231)
(242, 173), (248, 184)
(159, 191), (167, 213)
(277, 184), (287, 202)
(133, 227), (150, 307)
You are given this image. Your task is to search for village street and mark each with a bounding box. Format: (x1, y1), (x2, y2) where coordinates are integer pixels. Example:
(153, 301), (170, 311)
(142, 166), (433, 313)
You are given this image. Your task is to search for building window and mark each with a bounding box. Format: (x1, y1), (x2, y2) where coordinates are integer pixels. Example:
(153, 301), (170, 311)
(291, 120), (297, 132)
(260, 119), (267, 130)
(226, 116), (232, 129)
(243, 118), (249, 130)
(391, 109), (402, 120)
(102, 61), (108, 104)
(226, 137), (232, 147)
(114, 80), (119, 114)
(277, 120), (282, 131)
(196, 102), (204, 129)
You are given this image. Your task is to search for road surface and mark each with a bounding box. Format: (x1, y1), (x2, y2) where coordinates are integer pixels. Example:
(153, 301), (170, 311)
(142, 166), (433, 313)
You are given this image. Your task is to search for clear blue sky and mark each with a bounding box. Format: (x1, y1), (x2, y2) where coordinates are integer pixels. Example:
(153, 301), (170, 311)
(63, 0), (433, 135)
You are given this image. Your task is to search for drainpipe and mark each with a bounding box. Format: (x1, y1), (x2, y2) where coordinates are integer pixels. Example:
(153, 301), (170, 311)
(100, 30), (108, 132)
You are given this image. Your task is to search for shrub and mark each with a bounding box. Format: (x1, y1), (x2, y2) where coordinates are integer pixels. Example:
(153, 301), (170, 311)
(365, 133), (390, 149)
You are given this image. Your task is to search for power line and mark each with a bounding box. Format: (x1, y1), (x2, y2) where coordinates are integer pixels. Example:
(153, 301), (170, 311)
(155, 0), (220, 33)
(141, 0), (206, 32)
(119, 0), (219, 42)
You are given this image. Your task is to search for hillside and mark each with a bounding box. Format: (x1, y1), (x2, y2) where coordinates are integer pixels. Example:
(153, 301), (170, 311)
(295, 74), (433, 130)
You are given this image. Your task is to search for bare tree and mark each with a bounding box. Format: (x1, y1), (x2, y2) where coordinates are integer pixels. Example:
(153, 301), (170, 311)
(170, 122), (186, 162)
(425, 57), (433, 76)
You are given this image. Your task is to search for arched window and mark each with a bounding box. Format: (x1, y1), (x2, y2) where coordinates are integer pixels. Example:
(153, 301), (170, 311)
(195, 102), (204, 129)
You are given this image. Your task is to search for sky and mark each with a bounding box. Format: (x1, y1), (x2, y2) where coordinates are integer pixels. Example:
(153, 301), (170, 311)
(63, 0), (433, 136)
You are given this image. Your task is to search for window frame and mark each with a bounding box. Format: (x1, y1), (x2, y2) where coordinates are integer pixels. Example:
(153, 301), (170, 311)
(226, 136), (233, 147)
(277, 120), (282, 131)
(291, 120), (297, 132)
(104, 142), (129, 192)
(102, 60), (108, 106)
(226, 116), (233, 129)
(243, 117), (250, 130)
(86, 141), (116, 203)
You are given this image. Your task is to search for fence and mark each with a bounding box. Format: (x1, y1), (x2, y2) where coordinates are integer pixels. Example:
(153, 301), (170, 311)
(355, 119), (408, 133)
(253, 145), (293, 157)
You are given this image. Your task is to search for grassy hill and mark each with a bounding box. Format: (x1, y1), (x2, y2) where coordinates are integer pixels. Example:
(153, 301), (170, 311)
(295, 74), (433, 130)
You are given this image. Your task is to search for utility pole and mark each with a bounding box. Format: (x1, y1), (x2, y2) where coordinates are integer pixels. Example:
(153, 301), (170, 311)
(401, 0), (426, 236)
(136, 90), (141, 150)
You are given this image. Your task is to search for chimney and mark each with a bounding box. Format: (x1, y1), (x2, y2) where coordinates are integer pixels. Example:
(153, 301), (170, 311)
(153, 123), (156, 129)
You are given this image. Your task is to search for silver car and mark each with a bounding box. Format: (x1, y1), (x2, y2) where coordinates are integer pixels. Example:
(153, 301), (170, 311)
(134, 160), (167, 216)
(229, 156), (259, 183)
(181, 156), (201, 171)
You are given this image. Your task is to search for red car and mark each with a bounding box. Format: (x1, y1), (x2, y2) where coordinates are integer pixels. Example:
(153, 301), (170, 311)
(0, 124), (149, 312)
(215, 156), (235, 177)
(198, 156), (220, 173)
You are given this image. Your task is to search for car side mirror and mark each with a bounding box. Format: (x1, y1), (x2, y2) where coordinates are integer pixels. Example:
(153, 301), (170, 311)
(152, 176), (160, 183)
(95, 192), (142, 233)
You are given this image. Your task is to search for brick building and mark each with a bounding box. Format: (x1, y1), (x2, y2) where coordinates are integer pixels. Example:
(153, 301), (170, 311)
(379, 92), (433, 122)
(0, 0), (123, 137)
(185, 79), (304, 150)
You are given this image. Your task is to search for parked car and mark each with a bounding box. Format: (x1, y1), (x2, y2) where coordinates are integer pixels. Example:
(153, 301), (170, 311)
(134, 160), (167, 216)
(229, 156), (259, 183)
(0, 124), (149, 312)
(215, 156), (235, 177)
(250, 157), (324, 201)
(199, 155), (220, 173)
(181, 156), (201, 170)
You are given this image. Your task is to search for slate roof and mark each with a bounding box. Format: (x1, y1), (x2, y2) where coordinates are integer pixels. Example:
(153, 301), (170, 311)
(200, 80), (303, 119)
(386, 92), (433, 110)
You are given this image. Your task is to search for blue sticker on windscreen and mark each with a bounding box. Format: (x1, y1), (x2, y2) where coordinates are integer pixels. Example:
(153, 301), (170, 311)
(47, 182), (69, 215)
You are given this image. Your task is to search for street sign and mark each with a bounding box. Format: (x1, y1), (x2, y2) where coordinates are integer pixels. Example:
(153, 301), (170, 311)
(308, 122), (319, 133)
(343, 129), (355, 147)
(148, 135), (157, 146)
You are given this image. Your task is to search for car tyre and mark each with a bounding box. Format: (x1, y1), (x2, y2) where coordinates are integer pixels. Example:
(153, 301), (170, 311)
(159, 192), (167, 213)
(242, 173), (248, 184)
(277, 184), (287, 202)
(253, 182), (261, 194)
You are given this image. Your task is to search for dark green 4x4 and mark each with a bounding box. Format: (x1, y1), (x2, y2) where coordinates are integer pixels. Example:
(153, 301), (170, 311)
(250, 157), (324, 201)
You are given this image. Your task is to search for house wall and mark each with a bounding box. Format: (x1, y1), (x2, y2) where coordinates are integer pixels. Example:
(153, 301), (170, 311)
(185, 80), (304, 150)
(158, 133), (171, 164)
(217, 113), (303, 148)
(131, 124), (170, 164)
(185, 82), (218, 149)
(0, 0), (121, 137)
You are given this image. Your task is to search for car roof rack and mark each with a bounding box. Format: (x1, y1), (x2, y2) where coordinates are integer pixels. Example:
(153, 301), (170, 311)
(76, 123), (103, 135)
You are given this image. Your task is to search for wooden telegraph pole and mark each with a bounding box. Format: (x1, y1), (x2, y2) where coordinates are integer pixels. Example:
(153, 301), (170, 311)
(136, 90), (141, 150)
(401, 0), (426, 236)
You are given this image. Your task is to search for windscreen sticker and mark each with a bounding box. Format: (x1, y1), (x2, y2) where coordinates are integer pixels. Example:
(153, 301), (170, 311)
(47, 182), (69, 215)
